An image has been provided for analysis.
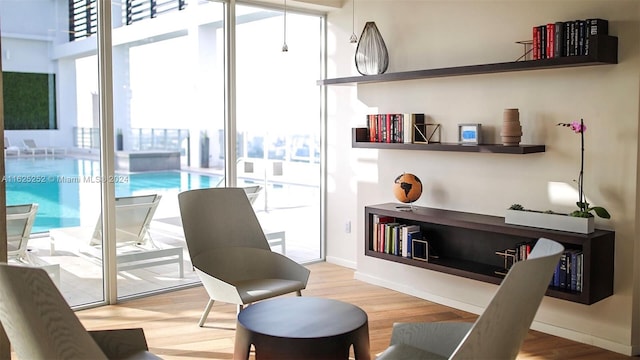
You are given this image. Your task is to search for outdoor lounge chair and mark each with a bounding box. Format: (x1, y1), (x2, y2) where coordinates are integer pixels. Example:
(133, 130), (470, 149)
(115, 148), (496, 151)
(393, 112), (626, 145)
(376, 238), (564, 360)
(178, 187), (309, 326)
(49, 194), (184, 277)
(22, 138), (50, 155)
(4, 137), (20, 156)
(7, 203), (39, 263)
(0, 263), (161, 360)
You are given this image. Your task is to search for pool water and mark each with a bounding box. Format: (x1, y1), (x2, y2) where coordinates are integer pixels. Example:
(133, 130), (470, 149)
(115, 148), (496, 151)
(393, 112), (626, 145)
(5, 157), (222, 233)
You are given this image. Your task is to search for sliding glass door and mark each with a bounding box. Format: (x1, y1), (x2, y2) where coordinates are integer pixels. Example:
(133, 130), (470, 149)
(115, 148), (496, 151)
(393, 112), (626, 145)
(1, 0), (323, 307)
(235, 4), (323, 263)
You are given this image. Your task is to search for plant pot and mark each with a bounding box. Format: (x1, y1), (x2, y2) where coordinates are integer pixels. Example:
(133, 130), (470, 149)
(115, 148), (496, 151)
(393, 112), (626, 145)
(505, 209), (595, 234)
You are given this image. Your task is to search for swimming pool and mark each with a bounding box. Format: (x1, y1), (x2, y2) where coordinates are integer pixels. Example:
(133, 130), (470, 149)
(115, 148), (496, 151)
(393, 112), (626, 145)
(5, 157), (223, 233)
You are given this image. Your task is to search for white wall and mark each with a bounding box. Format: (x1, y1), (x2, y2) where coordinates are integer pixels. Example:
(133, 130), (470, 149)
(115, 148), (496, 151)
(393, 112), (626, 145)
(326, 0), (640, 355)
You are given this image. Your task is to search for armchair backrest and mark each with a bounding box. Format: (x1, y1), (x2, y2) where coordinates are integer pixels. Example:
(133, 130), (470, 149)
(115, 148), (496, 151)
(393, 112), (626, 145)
(178, 188), (270, 263)
(6, 203), (39, 260)
(451, 238), (564, 359)
(0, 264), (107, 359)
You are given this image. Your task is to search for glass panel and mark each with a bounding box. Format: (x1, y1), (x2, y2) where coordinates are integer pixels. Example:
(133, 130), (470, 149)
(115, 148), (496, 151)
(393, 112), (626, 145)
(236, 4), (322, 263)
(110, 0), (225, 298)
(1, 0), (105, 307)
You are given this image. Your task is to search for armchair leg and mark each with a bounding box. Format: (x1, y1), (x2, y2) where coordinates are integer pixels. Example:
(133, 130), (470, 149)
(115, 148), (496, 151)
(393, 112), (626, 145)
(296, 290), (302, 296)
(198, 299), (215, 327)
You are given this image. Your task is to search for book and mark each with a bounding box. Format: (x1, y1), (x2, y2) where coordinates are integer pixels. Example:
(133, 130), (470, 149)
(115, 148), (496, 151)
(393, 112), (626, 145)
(576, 252), (584, 292)
(577, 20), (586, 55)
(539, 24), (547, 59)
(554, 22), (564, 58)
(558, 252), (568, 288)
(406, 230), (422, 258)
(569, 250), (581, 291)
(532, 26), (540, 60)
(401, 225), (420, 257)
(563, 21), (571, 56)
(584, 18), (609, 55)
(546, 23), (555, 58)
(373, 216), (395, 252)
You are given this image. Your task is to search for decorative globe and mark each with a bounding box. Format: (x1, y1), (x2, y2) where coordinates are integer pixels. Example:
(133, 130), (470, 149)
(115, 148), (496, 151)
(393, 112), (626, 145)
(393, 173), (422, 203)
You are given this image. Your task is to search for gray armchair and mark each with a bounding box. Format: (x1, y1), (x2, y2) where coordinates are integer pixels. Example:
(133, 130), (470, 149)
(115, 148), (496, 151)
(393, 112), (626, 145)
(377, 238), (564, 360)
(178, 187), (310, 327)
(0, 263), (161, 359)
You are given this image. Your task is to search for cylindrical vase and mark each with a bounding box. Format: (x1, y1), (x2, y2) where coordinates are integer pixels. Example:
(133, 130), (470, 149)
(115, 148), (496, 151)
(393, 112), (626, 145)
(501, 108), (522, 146)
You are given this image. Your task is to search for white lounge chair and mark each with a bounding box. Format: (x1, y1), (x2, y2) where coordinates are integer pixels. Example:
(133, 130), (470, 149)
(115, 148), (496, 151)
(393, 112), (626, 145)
(22, 138), (49, 155)
(49, 194), (184, 277)
(4, 137), (20, 156)
(6, 203), (38, 263)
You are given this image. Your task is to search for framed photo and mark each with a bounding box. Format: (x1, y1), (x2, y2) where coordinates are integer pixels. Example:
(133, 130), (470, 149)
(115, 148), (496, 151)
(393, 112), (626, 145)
(458, 123), (482, 144)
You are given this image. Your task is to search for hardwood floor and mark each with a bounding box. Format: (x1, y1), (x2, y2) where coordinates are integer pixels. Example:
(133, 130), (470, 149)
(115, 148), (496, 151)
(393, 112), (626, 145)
(75, 262), (630, 359)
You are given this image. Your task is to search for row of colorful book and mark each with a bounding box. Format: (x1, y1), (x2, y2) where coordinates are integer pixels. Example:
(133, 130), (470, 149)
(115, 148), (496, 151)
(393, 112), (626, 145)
(366, 113), (426, 143)
(532, 18), (608, 59)
(496, 241), (583, 292)
(371, 215), (424, 259)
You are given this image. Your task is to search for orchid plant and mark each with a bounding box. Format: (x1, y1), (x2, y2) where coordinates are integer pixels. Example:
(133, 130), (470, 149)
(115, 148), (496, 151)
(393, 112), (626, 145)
(557, 119), (611, 219)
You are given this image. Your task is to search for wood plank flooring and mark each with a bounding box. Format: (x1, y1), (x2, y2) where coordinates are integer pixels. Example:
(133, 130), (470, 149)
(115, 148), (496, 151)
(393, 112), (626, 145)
(74, 262), (631, 360)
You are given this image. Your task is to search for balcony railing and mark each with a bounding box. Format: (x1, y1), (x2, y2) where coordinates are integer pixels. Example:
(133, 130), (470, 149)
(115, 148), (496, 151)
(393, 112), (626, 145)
(74, 127), (189, 153)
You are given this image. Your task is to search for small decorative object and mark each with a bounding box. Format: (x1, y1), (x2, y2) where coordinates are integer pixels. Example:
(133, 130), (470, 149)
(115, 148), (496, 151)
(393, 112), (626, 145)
(505, 205), (595, 234)
(412, 238), (429, 262)
(414, 123), (441, 144)
(393, 173), (422, 210)
(557, 119), (611, 219)
(458, 123), (482, 144)
(514, 40), (533, 61)
(355, 22), (389, 75)
(501, 108), (522, 146)
(504, 119), (611, 234)
(349, 0), (358, 43)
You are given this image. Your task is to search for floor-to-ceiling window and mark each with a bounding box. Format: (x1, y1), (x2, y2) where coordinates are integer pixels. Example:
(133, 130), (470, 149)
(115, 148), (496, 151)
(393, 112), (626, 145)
(1, 0), (324, 307)
(235, 3), (323, 263)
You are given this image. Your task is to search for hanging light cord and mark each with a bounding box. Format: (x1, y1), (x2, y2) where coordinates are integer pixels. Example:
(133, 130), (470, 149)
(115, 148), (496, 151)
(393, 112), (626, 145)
(350, 0), (358, 43)
(282, 0), (288, 52)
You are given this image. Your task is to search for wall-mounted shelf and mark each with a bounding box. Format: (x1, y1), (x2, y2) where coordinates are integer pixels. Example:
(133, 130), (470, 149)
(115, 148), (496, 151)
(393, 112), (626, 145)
(319, 35), (617, 86)
(365, 203), (615, 304)
(352, 128), (545, 154)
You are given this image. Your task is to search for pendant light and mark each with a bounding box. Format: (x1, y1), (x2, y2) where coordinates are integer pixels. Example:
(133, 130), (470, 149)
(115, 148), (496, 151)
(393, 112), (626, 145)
(282, 0), (288, 52)
(349, 0), (358, 43)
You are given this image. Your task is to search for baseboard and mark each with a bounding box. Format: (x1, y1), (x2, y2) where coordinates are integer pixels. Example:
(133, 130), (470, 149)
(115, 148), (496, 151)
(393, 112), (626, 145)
(326, 256), (357, 269)
(354, 270), (634, 356)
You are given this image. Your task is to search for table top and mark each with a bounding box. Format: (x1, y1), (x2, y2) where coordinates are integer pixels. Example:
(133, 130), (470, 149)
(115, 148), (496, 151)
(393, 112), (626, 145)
(237, 297), (368, 339)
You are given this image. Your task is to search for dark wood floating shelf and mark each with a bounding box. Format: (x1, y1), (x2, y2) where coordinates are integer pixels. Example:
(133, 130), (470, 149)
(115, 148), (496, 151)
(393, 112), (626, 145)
(365, 203), (615, 305)
(319, 35), (617, 86)
(352, 128), (545, 154)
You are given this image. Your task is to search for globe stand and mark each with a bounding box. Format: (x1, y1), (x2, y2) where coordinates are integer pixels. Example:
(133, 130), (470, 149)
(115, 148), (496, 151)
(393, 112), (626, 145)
(395, 202), (416, 212)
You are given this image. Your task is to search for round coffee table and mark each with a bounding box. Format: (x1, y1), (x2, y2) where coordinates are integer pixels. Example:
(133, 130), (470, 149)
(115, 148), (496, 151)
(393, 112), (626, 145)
(233, 297), (370, 360)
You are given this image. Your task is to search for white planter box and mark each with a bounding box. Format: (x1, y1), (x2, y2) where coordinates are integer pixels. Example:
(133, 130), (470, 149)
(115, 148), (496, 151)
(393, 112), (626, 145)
(505, 209), (595, 234)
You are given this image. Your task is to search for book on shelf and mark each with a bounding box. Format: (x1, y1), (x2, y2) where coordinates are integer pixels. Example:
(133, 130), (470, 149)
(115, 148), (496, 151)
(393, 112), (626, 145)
(401, 224), (420, 257)
(549, 249), (584, 292)
(372, 215), (394, 252)
(584, 18), (608, 55)
(531, 18), (608, 59)
(365, 113), (426, 144)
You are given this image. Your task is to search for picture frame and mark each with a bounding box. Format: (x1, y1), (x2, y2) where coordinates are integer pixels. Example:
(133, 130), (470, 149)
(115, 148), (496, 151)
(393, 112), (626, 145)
(458, 123), (482, 144)
(411, 238), (429, 262)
